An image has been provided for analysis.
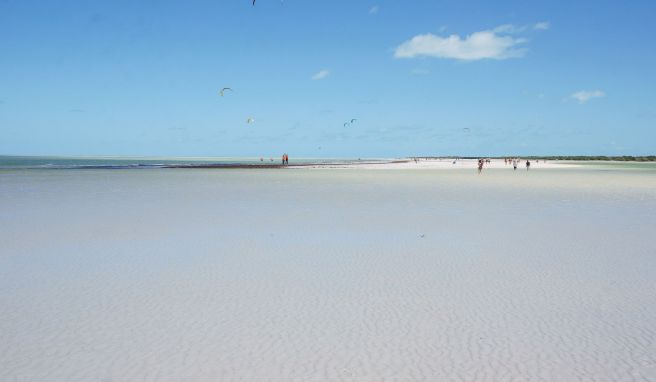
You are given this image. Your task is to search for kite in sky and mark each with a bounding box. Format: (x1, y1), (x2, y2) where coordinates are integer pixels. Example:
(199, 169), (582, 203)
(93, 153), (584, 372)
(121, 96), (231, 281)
(344, 119), (357, 127)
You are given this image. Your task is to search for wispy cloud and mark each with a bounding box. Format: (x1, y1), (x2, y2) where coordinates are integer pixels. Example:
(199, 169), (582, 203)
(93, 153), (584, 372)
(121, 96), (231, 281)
(492, 24), (521, 34)
(533, 21), (550, 30)
(394, 27), (528, 61)
(311, 69), (330, 80)
(493, 21), (550, 34)
(369, 5), (379, 14)
(568, 90), (606, 104)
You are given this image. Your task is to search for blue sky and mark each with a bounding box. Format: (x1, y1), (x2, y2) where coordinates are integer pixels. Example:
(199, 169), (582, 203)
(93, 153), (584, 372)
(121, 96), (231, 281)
(1, 0), (654, 157)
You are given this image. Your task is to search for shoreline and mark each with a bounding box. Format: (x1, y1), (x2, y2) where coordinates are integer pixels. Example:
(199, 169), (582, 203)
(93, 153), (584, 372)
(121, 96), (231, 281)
(164, 158), (579, 170)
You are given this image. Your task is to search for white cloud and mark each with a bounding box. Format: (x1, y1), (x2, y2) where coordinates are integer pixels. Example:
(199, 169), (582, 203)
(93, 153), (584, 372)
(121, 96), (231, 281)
(311, 69), (330, 80)
(568, 90), (606, 104)
(534, 21), (550, 30)
(394, 27), (527, 60)
(369, 5), (379, 14)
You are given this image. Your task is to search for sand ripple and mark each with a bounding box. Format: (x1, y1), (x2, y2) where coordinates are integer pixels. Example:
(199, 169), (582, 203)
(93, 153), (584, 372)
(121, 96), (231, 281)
(1, 169), (655, 381)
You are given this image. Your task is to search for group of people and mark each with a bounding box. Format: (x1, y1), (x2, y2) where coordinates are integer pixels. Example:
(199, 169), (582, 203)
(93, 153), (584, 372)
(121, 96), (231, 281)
(503, 157), (531, 171)
(476, 157), (535, 173)
(257, 154), (289, 165)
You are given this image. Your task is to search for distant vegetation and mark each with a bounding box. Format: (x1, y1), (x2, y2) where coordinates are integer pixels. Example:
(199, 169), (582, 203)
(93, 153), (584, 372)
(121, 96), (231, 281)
(419, 156), (656, 161)
(412, 155), (656, 162)
(521, 156), (656, 162)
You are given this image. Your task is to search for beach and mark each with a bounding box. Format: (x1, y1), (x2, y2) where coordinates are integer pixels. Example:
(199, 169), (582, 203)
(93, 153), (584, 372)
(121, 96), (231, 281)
(293, 158), (581, 170)
(1, 165), (655, 381)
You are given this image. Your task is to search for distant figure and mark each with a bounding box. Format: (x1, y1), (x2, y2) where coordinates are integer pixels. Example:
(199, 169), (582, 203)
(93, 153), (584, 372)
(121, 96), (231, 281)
(526, 160), (531, 170)
(284, 153), (289, 165)
(478, 159), (484, 174)
(260, 157), (264, 162)
(512, 159), (517, 170)
(281, 154), (285, 165)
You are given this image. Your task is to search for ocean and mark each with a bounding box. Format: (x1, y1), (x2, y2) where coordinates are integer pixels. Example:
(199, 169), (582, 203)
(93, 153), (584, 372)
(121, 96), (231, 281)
(0, 155), (382, 170)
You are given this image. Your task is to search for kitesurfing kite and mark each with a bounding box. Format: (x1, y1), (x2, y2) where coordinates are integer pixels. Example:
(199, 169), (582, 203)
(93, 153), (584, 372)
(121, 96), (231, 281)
(344, 118), (357, 127)
(253, 0), (284, 6)
(219, 87), (233, 97)
(247, 117), (255, 124)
